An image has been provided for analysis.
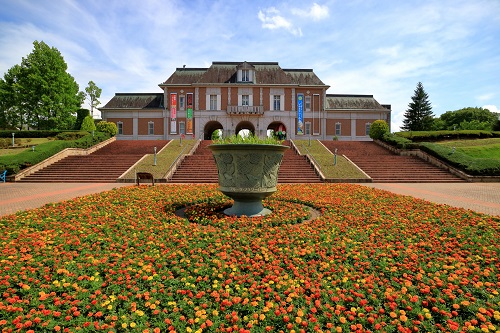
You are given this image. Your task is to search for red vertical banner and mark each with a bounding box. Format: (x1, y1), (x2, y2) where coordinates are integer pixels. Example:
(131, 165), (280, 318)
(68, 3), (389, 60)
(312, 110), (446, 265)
(186, 93), (193, 134)
(170, 93), (177, 134)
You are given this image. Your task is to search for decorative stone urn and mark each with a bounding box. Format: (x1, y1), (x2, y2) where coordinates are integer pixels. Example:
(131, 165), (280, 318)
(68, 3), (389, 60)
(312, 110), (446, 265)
(208, 143), (289, 216)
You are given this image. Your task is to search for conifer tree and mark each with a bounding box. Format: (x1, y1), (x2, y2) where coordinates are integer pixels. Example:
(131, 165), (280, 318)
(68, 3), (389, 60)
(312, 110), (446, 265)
(402, 82), (434, 131)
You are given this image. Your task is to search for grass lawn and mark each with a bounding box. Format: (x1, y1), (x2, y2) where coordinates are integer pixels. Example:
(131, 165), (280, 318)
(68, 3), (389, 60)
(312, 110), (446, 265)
(0, 138), (52, 156)
(293, 140), (368, 179)
(121, 139), (198, 179)
(438, 138), (500, 160)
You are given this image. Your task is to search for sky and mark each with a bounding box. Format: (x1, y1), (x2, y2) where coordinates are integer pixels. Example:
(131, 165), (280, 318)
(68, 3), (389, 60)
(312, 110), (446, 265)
(1, 0), (499, 131)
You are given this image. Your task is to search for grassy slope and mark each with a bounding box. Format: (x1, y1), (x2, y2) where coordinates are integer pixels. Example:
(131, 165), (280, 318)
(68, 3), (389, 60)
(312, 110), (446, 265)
(0, 138), (52, 156)
(293, 140), (368, 179)
(121, 139), (198, 179)
(438, 138), (500, 160)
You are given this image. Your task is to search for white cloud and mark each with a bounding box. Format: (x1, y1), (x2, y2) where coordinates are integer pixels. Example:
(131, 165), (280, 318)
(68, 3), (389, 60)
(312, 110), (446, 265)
(483, 105), (499, 114)
(291, 3), (329, 21)
(257, 7), (302, 36)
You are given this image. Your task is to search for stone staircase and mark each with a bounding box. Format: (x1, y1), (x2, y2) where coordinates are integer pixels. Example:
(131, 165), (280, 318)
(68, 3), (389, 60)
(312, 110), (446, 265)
(168, 140), (322, 183)
(321, 141), (464, 183)
(18, 140), (169, 183)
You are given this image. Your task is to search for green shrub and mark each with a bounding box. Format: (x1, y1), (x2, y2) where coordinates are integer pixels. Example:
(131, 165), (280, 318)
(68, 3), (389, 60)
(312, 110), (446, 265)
(381, 133), (417, 149)
(0, 130), (63, 138)
(395, 130), (497, 142)
(369, 120), (389, 140)
(56, 131), (89, 141)
(96, 121), (118, 136)
(419, 142), (500, 176)
(80, 116), (96, 132)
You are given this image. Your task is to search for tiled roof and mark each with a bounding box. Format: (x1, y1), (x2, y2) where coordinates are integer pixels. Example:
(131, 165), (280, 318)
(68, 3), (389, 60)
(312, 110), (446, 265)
(101, 93), (163, 109)
(161, 62), (326, 86)
(326, 94), (388, 110)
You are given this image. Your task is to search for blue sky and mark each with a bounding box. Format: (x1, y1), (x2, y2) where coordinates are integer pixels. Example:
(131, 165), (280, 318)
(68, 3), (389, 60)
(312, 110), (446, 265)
(1, 0), (499, 131)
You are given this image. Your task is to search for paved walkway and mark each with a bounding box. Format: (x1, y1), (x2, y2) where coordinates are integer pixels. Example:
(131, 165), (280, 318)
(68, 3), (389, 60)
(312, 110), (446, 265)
(0, 182), (499, 218)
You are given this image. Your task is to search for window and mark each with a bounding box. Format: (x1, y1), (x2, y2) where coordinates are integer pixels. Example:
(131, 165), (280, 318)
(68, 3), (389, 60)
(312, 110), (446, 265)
(242, 69), (250, 82)
(148, 122), (154, 135)
(335, 122), (341, 136)
(117, 122), (123, 135)
(273, 95), (281, 111)
(365, 122), (371, 136)
(242, 95), (250, 106)
(209, 95), (217, 110)
(179, 122), (185, 134)
(305, 96), (311, 111)
(305, 122), (311, 135)
(179, 96), (185, 110)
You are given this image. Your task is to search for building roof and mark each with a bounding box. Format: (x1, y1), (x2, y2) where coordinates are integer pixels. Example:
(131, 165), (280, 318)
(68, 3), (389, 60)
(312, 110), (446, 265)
(100, 93), (163, 110)
(161, 61), (327, 86)
(325, 94), (390, 110)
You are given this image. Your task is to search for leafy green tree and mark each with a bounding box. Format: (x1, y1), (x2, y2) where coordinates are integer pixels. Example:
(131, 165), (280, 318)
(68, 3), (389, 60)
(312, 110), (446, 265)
(96, 121), (118, 136)
(0, 65), (25, 129)
(0, 41), (84, 130)
(439, 107), (497, 131)
(74, 109), (90, 130)
(85, 81), (102, 117)
(369, 120), (389, 139)
(80, 115), (96, 132)
(402, 82), (434, 131)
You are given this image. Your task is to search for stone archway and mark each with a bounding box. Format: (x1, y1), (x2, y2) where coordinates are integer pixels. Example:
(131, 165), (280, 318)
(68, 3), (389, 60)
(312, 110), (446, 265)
(235, 121), (255, 137)
(267, 121), (287, 140)
(204, 121), (223, 140)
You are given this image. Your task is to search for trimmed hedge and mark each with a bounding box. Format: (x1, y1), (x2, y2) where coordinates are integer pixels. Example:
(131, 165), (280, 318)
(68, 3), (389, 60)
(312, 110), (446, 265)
(394, 130), (500, 142)
(0, 132), (111, 174)
(419, 142), (500, 176)
(0, 130), (64, 139)
(381, 133), (418, 149)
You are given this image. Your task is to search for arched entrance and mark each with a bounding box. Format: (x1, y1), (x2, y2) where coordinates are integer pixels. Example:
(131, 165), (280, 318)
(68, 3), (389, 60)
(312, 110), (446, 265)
(204, 121), (223, 140)
(235, 121), (255, 137)
(267, 122), (287, 140)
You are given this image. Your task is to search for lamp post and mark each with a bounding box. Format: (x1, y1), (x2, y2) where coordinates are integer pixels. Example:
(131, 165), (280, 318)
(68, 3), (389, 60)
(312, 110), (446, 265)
(11, 133), (14, 147)
(334, 148), (338, 166)
(153, 147), (157, 166)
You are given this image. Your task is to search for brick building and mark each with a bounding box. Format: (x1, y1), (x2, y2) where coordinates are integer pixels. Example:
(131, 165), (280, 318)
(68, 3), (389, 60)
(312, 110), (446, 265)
(100, 61), (391, 140)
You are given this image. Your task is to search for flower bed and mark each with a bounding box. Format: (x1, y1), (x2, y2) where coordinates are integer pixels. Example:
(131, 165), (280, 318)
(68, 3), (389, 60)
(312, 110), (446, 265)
(0, 184), (499, 332)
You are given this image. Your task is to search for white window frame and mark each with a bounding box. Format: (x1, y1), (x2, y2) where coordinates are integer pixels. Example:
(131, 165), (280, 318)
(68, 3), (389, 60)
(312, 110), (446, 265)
(335, 122), (341, 136)
(117, 122), (123, 135)
(242, 69), (250, 82)
(305, 122), (311, 135)
(209, 95), (218, 110)
(273, 95), (281, 111)
(365, 122), (371, 136)
(242, 95), (250, 106)
(148, 121), (154, 135)
(305, 96), (311, 112)
(179, 121), (185, 134)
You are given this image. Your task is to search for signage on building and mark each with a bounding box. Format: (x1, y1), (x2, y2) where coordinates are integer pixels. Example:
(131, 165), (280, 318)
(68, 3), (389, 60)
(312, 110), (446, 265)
(170, 93), (177, 134)
(186, 93), (193, 134)
(297, 94), (304, 135)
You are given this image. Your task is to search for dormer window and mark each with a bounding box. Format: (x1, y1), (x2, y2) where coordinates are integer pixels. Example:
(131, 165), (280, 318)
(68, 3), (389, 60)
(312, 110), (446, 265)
(237, 62), (255, 83)
(242, 69), (250, 82)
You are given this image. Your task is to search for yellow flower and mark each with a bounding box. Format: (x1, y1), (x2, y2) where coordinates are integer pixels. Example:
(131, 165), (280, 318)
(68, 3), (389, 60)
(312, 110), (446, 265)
(130, 322), (136, 328)
(121, 323), (128, 328)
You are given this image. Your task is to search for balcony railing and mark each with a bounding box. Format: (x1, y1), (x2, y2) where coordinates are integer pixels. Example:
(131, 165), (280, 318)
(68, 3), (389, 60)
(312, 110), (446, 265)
(226, 105), (264, 115)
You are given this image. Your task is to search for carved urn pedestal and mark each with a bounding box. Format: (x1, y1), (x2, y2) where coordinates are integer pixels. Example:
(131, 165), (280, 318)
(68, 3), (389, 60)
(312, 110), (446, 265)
(208, 144), (289, 217)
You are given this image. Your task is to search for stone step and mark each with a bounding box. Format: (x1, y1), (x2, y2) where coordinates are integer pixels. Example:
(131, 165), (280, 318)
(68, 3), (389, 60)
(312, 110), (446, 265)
(321, 140), (464, 183)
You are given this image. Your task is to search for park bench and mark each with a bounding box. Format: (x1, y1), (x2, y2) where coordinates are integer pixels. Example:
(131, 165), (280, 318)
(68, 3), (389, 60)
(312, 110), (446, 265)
(0, 170), (6, 183)
(136, 172), (154, 186)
